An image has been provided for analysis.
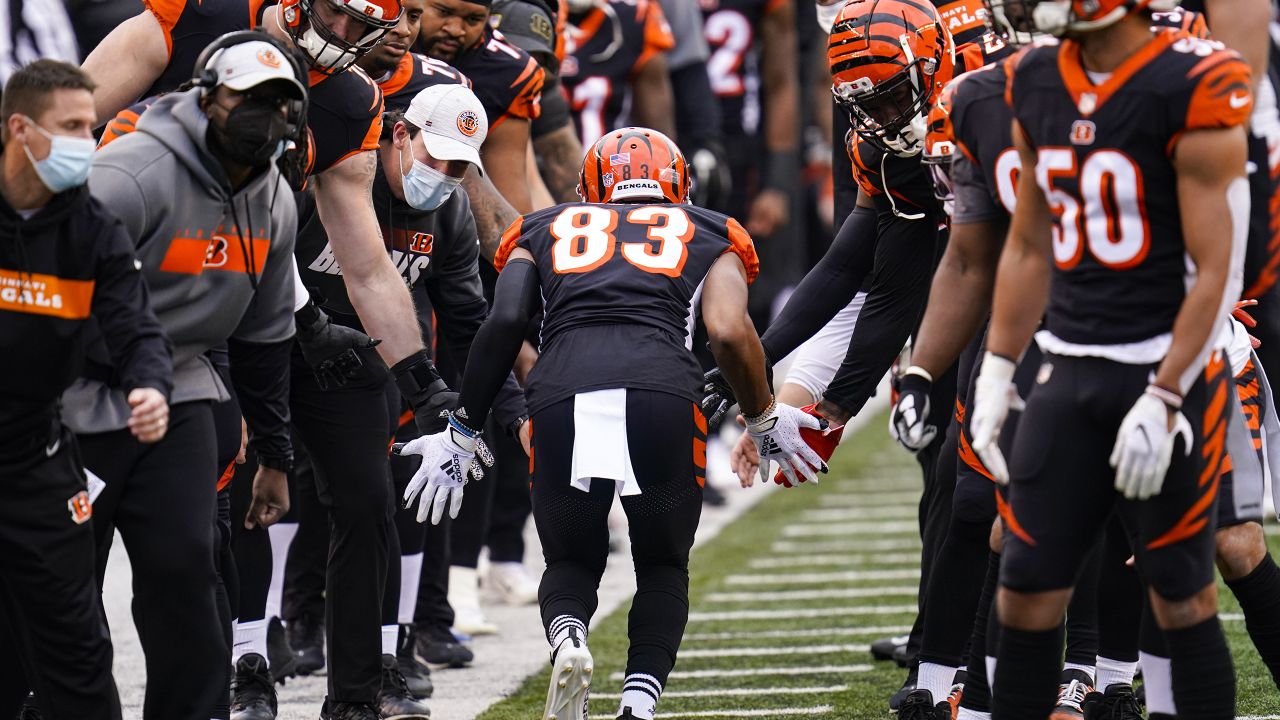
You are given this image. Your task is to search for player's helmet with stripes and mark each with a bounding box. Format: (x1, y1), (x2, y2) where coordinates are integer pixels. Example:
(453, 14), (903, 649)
(578, 127), (691, 204)
(828, 0), (957, 157)
(1031, 0), (1177, 35)
(281, 0), (402, 75)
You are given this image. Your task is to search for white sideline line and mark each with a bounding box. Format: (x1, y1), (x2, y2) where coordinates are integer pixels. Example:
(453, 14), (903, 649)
(771, 538), (921, 554)
(688, 605), (918, 622)
(725, 568), (919, 585)
(801, 506), (917, 521)
(1222, 613), (1244, 621)
(679, 644), (868, 659)
(1238, 716), (1280, 719)
(685, 625), (910, 642)
(601, 706), (836, 718)
(609, 665), (873, 681)
(748, 552), (919, 569)
(706, 586), (917, 603)
(783, 521), (919, 537)
(591, 685), (848, 700)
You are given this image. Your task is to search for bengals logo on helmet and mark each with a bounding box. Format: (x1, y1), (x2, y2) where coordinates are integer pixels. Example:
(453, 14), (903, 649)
(578, 127), (690, 204)
(457, 110), (481, 138)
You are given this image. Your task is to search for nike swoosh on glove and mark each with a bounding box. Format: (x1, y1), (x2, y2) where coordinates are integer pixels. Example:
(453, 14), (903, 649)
(890, 369), (936, 453)
(395, 414), (482, 524)
(969, 352), (1024, 485)
(771, 404), (843, 487)
(1111, 389), (1192, 500)
(747, 401), (829, 488)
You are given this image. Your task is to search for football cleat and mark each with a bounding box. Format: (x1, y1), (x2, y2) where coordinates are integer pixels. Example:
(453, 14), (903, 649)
(871, 634), (910, 662)
(1081, 684), (1144, 720)
(266, 616), (297, 684)
(772, 404), (843, 487)
(230, 653), (278, 720)
(486, 562), (540, 606)
(895, 689), (956, 719)
(889, 666), (919, 712)
(287, 612), (325, 676)
(319, 699), (380, 720)
(396, 625), (433, 699)
(377, 654), (432, 719)
(415, 624), (474, 668)
(543, 628), (593, 720)
(1050, 669), (1093, 719)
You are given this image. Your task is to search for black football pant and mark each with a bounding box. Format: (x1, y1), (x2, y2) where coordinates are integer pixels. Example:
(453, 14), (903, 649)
(78, 401), (227, 720)
(533, 390), (704, 687)
(451, 424), (529, 567)
(0, 426), (120, 720)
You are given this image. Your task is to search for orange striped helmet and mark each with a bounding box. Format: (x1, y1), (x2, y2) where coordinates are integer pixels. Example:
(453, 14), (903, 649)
(578, 127), (690, 204)
(1031, 0), (1176, 35)
(828, 0), (956, 157)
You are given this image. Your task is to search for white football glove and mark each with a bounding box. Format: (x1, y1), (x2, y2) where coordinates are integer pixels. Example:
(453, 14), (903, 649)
(890, 367), (937, 452)
(396, 416), (482, 525)
(745, 401), (828, 487)
(1110, 388), (1192, 500)
(969, 352), (1025, 485)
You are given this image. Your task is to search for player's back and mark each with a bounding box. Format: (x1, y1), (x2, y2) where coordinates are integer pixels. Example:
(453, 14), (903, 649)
(494, 200), (758, 413)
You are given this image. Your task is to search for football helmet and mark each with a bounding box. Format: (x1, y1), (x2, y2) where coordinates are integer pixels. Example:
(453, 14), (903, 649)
(578, 127), (690, 204)
(984, 0), (1040, 44)
(280, 0), (402, 75)
(921, 78), (958, 207)
(828, 0), (956, 157)
(1032, 0), (1177, 36)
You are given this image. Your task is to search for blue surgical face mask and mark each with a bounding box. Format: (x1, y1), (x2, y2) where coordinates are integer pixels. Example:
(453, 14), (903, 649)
(400, 146), (463, 211)
(21, 117), (96, 193)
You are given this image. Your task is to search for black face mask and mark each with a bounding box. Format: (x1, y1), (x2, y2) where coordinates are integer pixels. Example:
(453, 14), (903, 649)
(207, 98), (290, 168)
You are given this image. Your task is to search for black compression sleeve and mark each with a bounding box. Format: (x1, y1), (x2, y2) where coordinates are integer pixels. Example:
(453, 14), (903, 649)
(832, 104), (858, 228)
(456, 259), (541, 427)
(228, 337), (293, 459)
(759, 204), (878, 363)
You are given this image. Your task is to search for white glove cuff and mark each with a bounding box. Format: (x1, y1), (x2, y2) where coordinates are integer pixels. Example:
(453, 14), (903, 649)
(980, 352), (1017, 384)
(743, 398), (778, 430)
(903, 365), (934, 383)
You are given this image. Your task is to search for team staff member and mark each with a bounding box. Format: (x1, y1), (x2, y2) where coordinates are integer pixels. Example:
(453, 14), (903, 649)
(0, 60), (171, 720)
(62, 35), (302, 720)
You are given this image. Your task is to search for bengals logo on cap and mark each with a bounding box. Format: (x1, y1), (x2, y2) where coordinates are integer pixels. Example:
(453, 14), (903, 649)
(457, 110), (480, 137)
(258, 48), (282, 68)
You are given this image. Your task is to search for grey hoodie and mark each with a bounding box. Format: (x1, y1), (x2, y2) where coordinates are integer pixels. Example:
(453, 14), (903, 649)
(62, 88), (297, 434)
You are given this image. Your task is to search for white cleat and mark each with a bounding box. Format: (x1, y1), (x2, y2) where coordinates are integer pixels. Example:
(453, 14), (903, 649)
(544, 630), (593, 720)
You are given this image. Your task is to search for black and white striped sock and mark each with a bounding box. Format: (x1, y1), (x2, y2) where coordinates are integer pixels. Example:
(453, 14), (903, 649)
(618, 673), (661, 719)
(547, 614), (588, 653)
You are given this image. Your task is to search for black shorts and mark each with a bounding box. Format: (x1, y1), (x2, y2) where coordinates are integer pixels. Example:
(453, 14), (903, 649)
(1219, 355), (1267, 527)
(1000, 353), (1227, 601)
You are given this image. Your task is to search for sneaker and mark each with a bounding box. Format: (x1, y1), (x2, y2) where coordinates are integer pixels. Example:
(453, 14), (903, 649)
(377, 654), (432, 719)
(448, 567), (499, 635)
(486, 562), (540, 606)
(1051, 669), (1093, 720)
(319, 699), (379, 720)
(543, 628), (593, 720)
(230, 653), (278, 720)
(1081, 684), (1144, 720)
(889, 665), (919, 712)
(416, 624), (474, 668)
(287, 612), (325, 676)
(871, 634), (910, 662)
(896, 689), (955, 719)
(396, 625), (433, 699)
(267, 616), (298, 684)
(701, 482), (727, 506)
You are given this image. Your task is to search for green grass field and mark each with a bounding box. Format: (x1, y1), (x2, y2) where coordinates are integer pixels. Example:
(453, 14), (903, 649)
(478, 414), (1280, 719)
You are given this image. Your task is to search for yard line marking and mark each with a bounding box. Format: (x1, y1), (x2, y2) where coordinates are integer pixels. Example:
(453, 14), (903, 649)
(771, 538), (921, 554)
(748, 552), (919, 569)
(684, 626), (910, 642)
(593, 706), (836, 718)
(1238, 716), (1280, 719)
(725, 568), (919, 585)
(610, 665), (871, 681)
(591, 686), (848, 700)
(801, 506), (917, 522)
(1222, 613), (1244, 622)
(783, 521), (919, 537)
(706, 586), (917, 603)
(688, 604), (918, 622)
(679, 644), (868, 659)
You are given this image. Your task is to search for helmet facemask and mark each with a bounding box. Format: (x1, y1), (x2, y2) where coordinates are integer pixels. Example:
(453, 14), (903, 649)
(833, 56), (937, 157)
(283, 0), (399, 75)
(985, 0), (1041, 44)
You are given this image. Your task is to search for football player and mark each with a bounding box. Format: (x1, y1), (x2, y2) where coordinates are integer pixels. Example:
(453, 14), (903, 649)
(560, 0), (676, 148)
(396, 128), (821, 720)
(971, 0), (1251, 716)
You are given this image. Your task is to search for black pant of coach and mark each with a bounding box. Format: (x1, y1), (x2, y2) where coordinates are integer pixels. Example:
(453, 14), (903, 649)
(0, 422), (122, 720)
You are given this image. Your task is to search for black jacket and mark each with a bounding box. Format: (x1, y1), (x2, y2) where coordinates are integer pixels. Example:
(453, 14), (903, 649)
(0, 180), (171, 460)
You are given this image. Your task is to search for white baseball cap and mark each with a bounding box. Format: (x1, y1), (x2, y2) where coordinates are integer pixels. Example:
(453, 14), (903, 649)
(207, 40), (306, 100)
(403, 84), (488, 175)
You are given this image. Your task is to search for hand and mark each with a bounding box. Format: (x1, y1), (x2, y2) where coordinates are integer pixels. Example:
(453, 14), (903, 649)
(969, 353), (1024, 485)
(396, 414), (483, 524)
(701, 366), (735, 427)
(413, 390), (458, 435)
(127, 388), (169, 443)
(890, 368), (936, 452)
(244, 467), (290, 529)
(747, 189), (789, 237)
(729, 420), (760, 488)
(1110, 389), (1192, 500)
(296, 306), (382, 390)
(236, 418), (248, 465)
(745, 400), (828, 487)
(771, 403), (845, 487)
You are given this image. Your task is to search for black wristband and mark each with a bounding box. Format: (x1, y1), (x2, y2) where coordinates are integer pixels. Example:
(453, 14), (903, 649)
(393, 349), (450, 406)
(294, 300), (325, 337)
(258, 452), (294, 473)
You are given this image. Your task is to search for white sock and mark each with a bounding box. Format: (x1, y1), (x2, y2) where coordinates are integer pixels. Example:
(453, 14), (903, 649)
(985, 656), (996, 691)
(264, 522), (297, 620)
(382, 625), (398, 656)
(399, 553), (424, 625)
(233, 619), (269, 666)
(1139, 652), (1176, 715)
(918, 661), (960, 702)
(547, 614), (588, 650)
(1062, 662), (1095, 683)
(619, 673), (661, 719)
(957, 710), (991, 720)
(1094, 656), (1137, 691)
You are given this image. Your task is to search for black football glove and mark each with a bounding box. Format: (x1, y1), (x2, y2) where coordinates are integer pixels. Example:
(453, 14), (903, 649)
(889, 367), (936, 452)
(701, 357), (774, 428)
(295, 300), (381, 390)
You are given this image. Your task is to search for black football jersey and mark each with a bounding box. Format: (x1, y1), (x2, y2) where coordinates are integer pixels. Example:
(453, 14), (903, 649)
(494, 201), (760, 412)
(699, 0), (784, 138)
(306, 67), (384, 175)
(948, 54), (1018, 223)
(141, 0), (261, 99)
(561, 0), (675, 147)
(1009, 31), (1252, 346)
(377, 52), (472, 114)
(447, 26), (545, 128)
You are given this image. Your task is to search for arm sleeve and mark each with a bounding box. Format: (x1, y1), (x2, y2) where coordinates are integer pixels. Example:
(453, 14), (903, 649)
(456, 258), (542, 426)
(227, 337), (293, 459)
(92, 217), (173, 399)
(758, 204), (879, 363)
(832, 106), (858, 228)
(821, 216), (942, 414)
